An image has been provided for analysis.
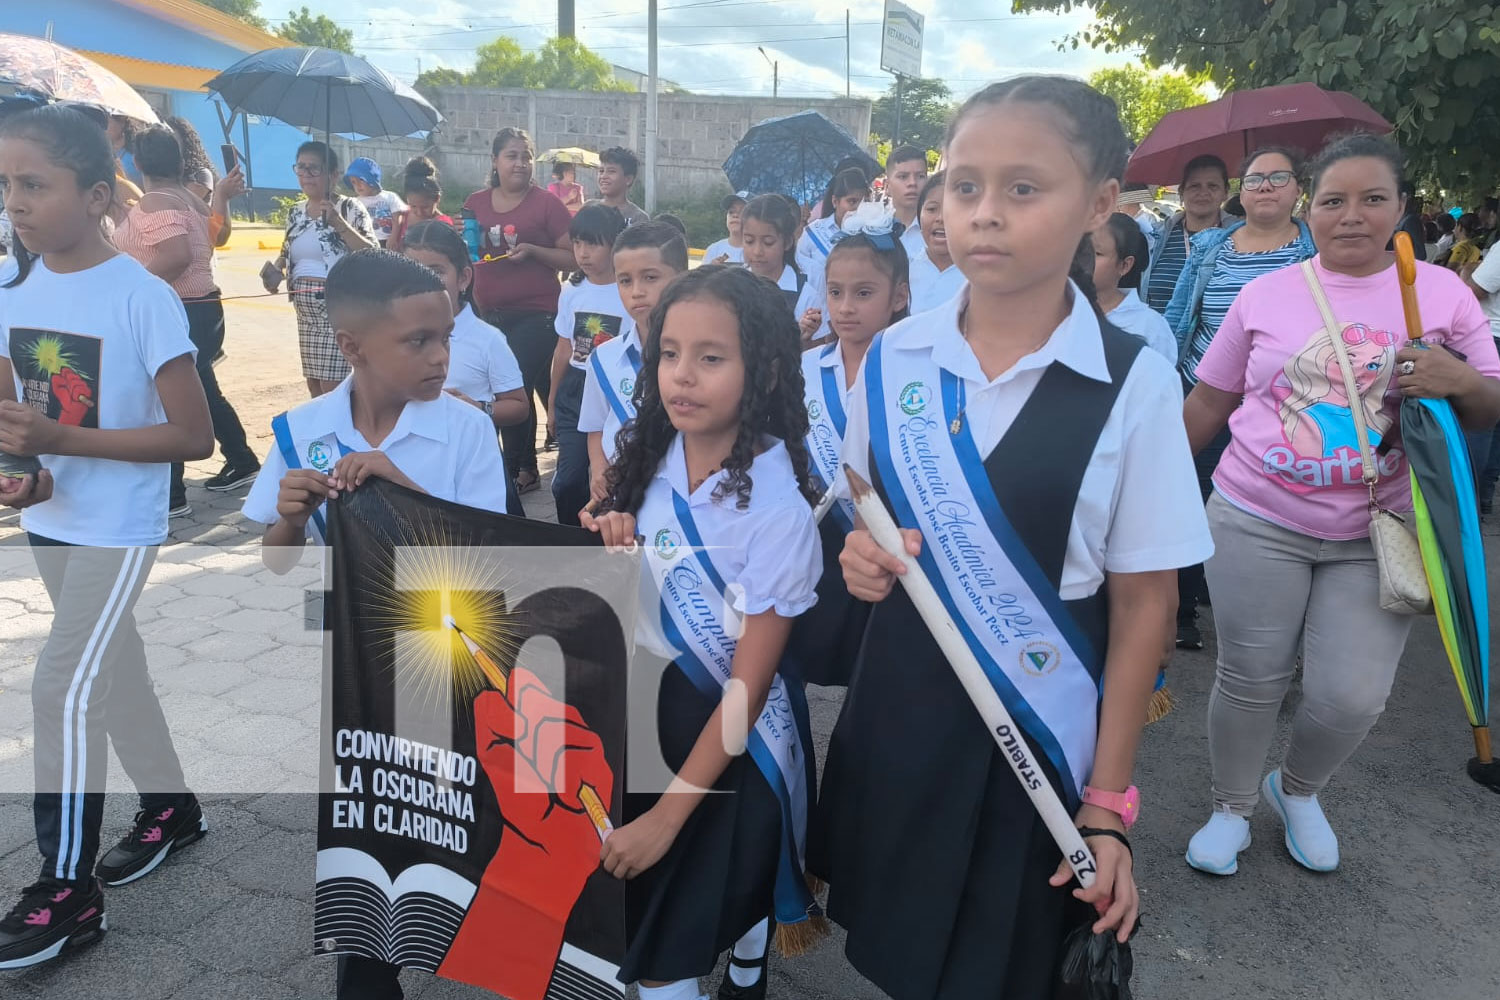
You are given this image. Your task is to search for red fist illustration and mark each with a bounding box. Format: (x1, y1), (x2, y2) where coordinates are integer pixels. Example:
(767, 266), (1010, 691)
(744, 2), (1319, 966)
(438, 666), (613, 1000)
(51, 368), (93, 427)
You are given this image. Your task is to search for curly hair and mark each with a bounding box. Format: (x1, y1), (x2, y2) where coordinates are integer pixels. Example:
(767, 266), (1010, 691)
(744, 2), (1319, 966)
(604, 265), (820, 514)
(164, 115), (213, 185)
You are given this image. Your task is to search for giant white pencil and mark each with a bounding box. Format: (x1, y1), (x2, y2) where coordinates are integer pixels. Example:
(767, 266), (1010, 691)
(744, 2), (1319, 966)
(843, 465), (1098, 889)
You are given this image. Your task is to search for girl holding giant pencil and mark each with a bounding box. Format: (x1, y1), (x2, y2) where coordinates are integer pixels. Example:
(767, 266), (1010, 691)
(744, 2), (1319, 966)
(814, 77), (1215, 999)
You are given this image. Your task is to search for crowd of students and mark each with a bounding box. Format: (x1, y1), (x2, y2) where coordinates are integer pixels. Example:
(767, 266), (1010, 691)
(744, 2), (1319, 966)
(1, 72), (1499, 1000)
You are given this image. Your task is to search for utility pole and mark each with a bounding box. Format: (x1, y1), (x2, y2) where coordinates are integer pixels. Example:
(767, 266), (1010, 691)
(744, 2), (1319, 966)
(894, 74), (903, 144)
(646, 0), (658, 213)
(845, 10), (851, 99)
(758, 46), (779, 99)
(559, 0), (575, 39)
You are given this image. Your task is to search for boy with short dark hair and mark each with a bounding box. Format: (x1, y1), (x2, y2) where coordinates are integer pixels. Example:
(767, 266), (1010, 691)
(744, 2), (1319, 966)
(589, 146), (648, 226)
(242, 248), (509, 996)
(884, 145), (928, 258)
(576, 220), (688, 508)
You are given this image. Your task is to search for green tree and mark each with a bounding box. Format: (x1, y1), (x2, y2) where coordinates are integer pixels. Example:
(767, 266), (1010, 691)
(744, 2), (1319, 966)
(198, 0), (267, 30)
(526, 38), (631, 91)
(1088, 66), (1207, 144)
(870, 77), (953, 153)
(277, 6), (354, 53)
(413, 67), (468, 102)
(1013, 0), (1500, 195)
(426, 35), (631, 93)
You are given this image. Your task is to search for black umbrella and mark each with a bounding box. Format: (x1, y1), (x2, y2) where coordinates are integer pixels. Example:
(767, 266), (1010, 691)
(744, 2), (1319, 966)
(723, 110), (879, 205)
(205, 46), (441, 141)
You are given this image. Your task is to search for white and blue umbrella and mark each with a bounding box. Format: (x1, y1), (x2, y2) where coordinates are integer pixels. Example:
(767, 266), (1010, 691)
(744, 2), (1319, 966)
(723, 110), (879, 206)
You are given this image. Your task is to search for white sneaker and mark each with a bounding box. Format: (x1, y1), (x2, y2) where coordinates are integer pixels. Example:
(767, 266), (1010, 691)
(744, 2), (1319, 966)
(1185, 808), (1251, 875)
(1262, 769), (1339, 872)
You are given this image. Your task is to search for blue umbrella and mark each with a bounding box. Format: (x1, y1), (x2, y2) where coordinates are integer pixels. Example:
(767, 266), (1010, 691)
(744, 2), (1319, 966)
(206, 47), (441, 140)
(722, 110), (879, 206)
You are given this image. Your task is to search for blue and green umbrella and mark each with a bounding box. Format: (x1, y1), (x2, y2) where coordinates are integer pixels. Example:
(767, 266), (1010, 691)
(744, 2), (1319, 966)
(1394, 234), (1496, 790)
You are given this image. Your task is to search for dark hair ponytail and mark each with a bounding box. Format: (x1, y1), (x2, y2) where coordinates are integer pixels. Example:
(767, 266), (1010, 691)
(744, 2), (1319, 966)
(1, 104), (115, 288)
(131, 125), (184, 182)
(402, 155), (441, 201)
(401, 219), (473, 306)
(947, 75), (1128, 185)
(742, 194), (800, 271)
(1103, 212), (1150, 290)
(1070, 233), (1101, 314)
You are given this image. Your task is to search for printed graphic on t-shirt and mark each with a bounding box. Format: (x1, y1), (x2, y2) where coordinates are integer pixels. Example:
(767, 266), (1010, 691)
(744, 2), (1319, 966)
(10, 328), (102, 428)
(1263, 322), (1402, 491)
(571, 312), (623, 364)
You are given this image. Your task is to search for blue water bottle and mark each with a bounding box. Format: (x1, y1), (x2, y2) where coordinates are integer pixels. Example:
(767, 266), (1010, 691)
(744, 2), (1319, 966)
(461, 208), (481, 262)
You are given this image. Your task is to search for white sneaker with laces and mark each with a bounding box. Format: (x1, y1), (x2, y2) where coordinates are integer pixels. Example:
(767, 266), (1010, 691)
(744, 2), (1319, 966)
(1262, 769), (1339, 872)
(1185, 808), (1251, 875)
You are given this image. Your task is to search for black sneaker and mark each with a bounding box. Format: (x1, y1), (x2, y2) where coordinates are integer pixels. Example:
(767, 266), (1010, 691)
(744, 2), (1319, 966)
(95, 796), (207, 887)
(1176, 621), (1204, 650)
(168, 500), (192, 519)
(204, 460), (261, 492)
(0, 878), (106, 969)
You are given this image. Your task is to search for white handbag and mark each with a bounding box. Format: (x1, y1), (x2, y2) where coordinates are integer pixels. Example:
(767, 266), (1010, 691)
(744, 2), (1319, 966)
(1300, 261), (1432, 616)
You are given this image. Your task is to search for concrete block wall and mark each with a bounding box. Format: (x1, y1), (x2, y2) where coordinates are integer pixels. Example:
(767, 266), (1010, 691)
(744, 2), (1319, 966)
(332, 88), (873, 206)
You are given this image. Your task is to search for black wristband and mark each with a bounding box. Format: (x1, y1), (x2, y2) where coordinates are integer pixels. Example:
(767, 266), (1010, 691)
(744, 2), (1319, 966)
(1077, 826), (1132, 857)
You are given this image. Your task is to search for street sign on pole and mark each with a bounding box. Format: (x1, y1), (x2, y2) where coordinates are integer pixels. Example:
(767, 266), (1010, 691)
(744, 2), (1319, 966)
(879, 0), (924, 79)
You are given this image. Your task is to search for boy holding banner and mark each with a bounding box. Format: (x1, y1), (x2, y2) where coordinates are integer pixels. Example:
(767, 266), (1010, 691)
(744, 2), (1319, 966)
(241, 248), (509, 997)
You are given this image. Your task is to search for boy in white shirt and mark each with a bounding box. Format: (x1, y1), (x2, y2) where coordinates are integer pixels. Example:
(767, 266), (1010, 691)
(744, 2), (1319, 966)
(344, 158), (407, 246)
(883, 145), (928, 260)
(702, 191), (747, 264)
(244, 249), (508, 563)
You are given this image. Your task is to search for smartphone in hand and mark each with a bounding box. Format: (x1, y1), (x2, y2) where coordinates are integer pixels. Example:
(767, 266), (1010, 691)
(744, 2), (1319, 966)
(220, 143), (239, 174)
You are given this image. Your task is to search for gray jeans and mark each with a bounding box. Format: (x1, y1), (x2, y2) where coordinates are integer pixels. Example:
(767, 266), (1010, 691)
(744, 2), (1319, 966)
(1203, 495), (1415, 814)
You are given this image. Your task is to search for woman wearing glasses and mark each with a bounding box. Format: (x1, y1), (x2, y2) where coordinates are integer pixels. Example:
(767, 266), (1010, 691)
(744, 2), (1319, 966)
(1162, 148), (1318, 650)
(265, 141), (377, 396)
(1179, 133), (1500, 877)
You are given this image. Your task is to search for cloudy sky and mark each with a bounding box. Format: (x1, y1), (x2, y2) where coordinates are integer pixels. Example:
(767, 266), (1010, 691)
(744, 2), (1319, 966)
(258, 0), (1137, 99)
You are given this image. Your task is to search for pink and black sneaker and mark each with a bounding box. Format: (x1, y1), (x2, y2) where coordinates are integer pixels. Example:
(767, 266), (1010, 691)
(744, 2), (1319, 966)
(95, 796), (207, 887)
(0, 878), (106, 969)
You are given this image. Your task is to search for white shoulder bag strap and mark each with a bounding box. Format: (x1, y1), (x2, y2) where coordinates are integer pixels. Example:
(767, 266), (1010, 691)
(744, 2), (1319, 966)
(1299, 260), (1380, 499)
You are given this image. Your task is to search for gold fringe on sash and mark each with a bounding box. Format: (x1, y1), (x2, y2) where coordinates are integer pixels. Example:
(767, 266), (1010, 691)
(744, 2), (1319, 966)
(774, 874), (832, 957)
(1145, 684), (1175, 725)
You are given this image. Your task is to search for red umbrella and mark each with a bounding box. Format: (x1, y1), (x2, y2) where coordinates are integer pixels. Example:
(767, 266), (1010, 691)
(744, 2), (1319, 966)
(1126, 82), (1390, 185)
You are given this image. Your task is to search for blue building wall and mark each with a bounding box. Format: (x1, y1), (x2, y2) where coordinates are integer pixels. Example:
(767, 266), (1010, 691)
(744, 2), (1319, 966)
(0, 1), (308, 191)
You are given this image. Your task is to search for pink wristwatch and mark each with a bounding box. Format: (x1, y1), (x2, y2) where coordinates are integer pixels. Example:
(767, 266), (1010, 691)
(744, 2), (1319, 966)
(1082, 785), (1140, 829)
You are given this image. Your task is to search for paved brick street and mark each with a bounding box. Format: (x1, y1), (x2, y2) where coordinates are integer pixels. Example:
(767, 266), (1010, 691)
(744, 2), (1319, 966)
(0, 228), (1497, 999)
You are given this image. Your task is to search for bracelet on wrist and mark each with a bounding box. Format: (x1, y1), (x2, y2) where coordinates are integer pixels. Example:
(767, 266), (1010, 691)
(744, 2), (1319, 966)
(1077, 826), (1132, 856)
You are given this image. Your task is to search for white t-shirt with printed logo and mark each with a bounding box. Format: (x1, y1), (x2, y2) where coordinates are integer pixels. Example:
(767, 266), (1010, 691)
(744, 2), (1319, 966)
(445, 306), (523, 403)
(359, 190), (408, 244)
(555, 279), (633, 371)
(0, 254), (195, 546)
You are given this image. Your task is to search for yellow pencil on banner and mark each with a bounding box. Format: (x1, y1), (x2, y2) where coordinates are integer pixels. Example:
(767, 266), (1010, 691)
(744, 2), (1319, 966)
(442, 615), (613, 840)
(1393, 232), (1424, 341)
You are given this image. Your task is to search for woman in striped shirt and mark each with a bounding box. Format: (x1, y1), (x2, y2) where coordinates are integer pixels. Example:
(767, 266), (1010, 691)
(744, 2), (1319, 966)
(1161, 146), (1317, 650)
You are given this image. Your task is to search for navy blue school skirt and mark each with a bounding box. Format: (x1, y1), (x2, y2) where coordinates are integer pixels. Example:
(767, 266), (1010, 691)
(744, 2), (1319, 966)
(782, 517), (870, 688)
(810, 583), (1083, 1000)
(619, 663), (785, 984)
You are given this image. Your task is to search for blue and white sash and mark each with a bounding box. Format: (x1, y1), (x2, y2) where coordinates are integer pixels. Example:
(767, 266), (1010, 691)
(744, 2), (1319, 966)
(643, 491), (817, 927)
(271, 411), (353, 544)
(805, 219), (833, 260)
(863, 336), (1102, 806)
(588, 334), (642, 461)
(801, 344), (854, 533)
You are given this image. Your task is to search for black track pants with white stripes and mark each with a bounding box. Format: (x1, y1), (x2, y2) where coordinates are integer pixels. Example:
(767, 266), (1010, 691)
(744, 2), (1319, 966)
(29, 537), (188, 883)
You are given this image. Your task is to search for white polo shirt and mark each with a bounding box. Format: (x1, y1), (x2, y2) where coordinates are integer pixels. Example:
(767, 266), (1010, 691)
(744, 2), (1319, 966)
(631, 433), (822, 662)
(840, 284), (1214, 601)
(1104, 287), (1179, 363)
(445, 306), (523, 403)
(242, 375), (509, 532)
(577, 326), (641, 459)
(907, 250), (966, 316)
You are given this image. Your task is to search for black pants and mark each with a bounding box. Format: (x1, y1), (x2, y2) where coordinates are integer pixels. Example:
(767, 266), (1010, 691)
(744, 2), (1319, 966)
(170, 296), (255, 502)
(336, 955), (402, 999)
(484, 308), (556, 482)
(29, 537), (188, 883)
(550, 366), (590, 527)
(1178, 423), (1231, 623)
